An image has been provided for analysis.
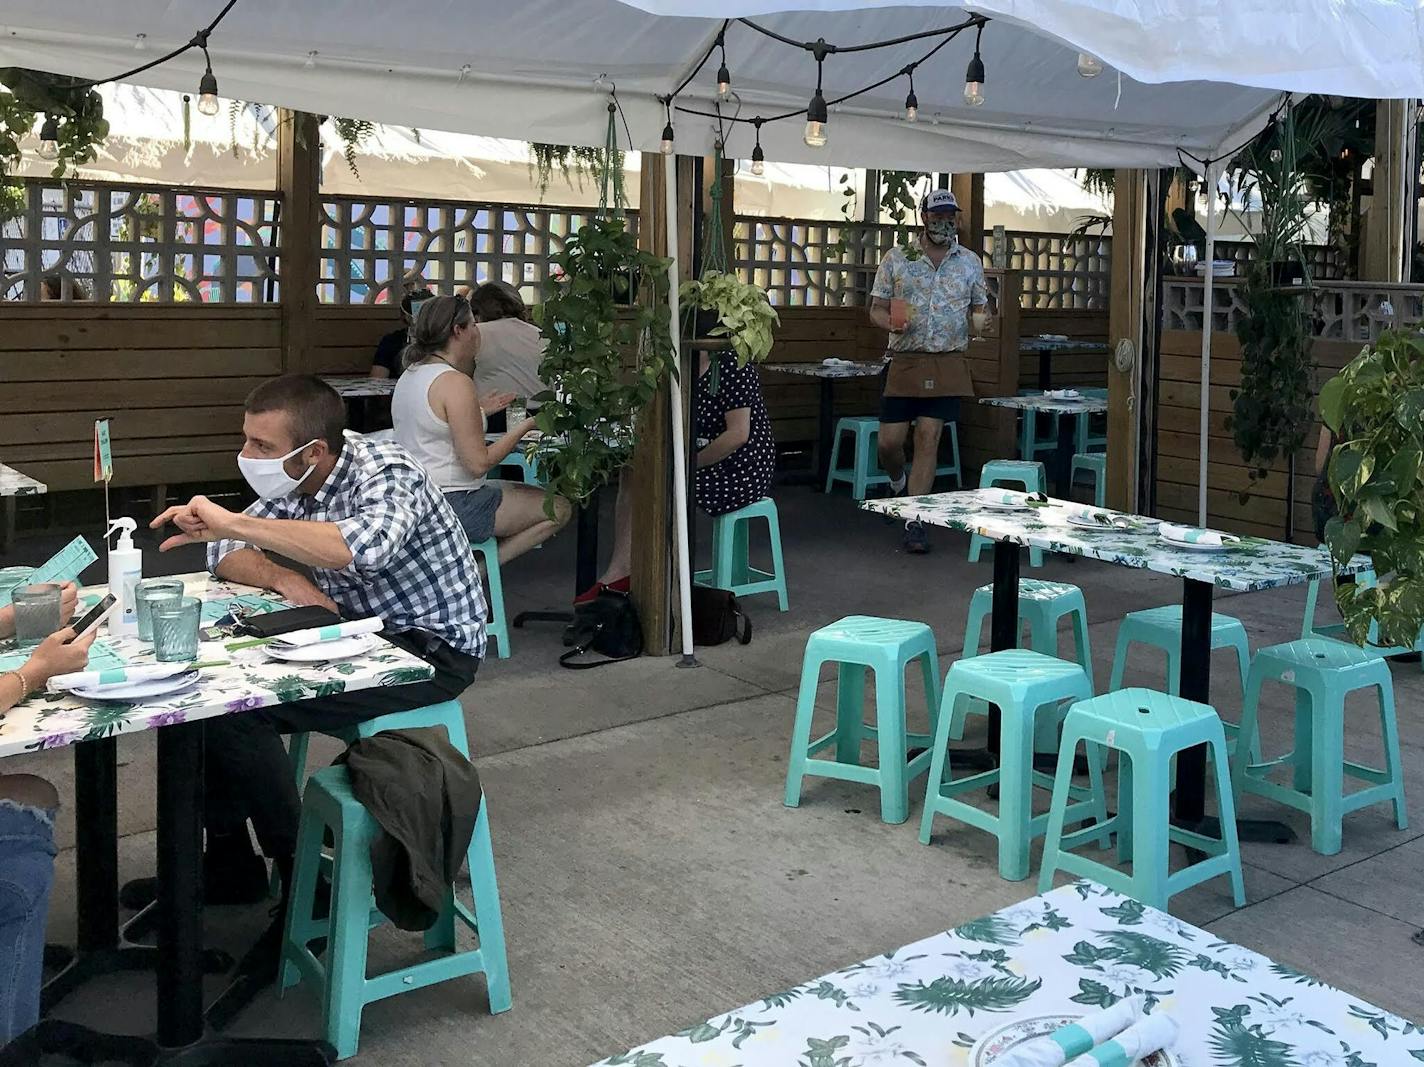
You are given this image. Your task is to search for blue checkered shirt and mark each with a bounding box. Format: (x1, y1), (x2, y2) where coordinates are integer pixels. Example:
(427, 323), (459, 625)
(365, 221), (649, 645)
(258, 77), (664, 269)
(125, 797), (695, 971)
(209, 433), (487, 658)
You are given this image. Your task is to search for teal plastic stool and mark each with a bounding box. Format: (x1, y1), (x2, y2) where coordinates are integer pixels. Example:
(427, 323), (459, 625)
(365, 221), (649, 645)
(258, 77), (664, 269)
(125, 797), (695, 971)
(280, 769), (511, 1060)
(784, 616), (941, 824)
(497, 450), (543, 487)
(1299, 555), (1423, 660)
(1018, 409), (1058, 462)
(694, 497), (788, 611)
(970, 460), (1046, 567)
(921, 649), (1105, 881)
(1232, 638), (1408, 856)
(286, 700), (471, 798)
(1108, 605), (1257, 761)
(471, 538), (510, 659)
(1070, 453), (1106, 507)
(1039, 688), (1246, 911)
(824, 416), (962, 499)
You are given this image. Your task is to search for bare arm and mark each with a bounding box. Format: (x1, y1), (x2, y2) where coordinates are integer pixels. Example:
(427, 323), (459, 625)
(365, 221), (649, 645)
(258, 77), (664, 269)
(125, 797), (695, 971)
(228, 514), (354, 570)
(697, 408), (751, 468)
(370, 364), (391, 380)
(437, 373), (534, 478)
(868, 295), (895, 333)
(213, 546), (339, 610)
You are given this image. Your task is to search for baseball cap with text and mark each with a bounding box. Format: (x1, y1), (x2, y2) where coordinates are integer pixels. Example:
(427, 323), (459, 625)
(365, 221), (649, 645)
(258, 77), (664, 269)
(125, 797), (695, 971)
(921, 189), (960, 214)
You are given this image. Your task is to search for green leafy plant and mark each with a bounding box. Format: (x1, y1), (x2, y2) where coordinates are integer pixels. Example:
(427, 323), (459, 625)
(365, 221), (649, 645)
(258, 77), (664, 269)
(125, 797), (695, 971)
(533, 215), (674, 512)
(0, 68), (109, 218)
(529, 142), (625, 204)
(834, 170), (926, 259)
(679, 271), (778, 366)
(1318, 328), (1424, 648)
(332, 117), (375, 179)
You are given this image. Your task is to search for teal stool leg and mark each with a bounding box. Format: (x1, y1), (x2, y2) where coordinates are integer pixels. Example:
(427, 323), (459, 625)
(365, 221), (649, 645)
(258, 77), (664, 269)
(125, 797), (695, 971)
(834, 664), (866, 765)
(917, 649), (942, 742)
(279, 797), (327, 994)
(1116, 755), (1134, 864)
(852, 426), (873, 501)
(466, 803), (512, 1014)
(1301, 578), (1320, 638)
(1069, 605), (1094, 693)
(730, 517), (752, 587)
(1377, 680), (1409, 830)
(1209, 735), (1247, 907)
(327, 817), (374, 1060)
(784, 654), (824, 808)
(1232, 665), (1267, 797)
(1129, 747), (1170, 909)
(763, 506), (789, 612)
(997, 703), (1036, 881)
(478, 540), (510, 660)
(874, 667), (910, 825)
(825, 423), (845, 495)
(1293, 686), (1314, 794)
(1308, 684), (1345, 856)
(1228, 629), (1256, 759)
(919, 680), (960, 845)
(711, 514), (733, 588)
(1108, 629), (1132, 692)
(1037, 726), (1082, 893)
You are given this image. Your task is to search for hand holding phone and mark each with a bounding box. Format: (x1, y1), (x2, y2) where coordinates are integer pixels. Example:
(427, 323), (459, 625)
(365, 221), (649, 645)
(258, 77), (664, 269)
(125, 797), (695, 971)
(64, 594), (117, 643)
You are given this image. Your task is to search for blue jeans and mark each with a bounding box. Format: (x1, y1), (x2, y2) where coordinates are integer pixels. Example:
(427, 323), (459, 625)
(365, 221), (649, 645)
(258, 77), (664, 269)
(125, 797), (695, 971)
(0, 799), (56, 1046)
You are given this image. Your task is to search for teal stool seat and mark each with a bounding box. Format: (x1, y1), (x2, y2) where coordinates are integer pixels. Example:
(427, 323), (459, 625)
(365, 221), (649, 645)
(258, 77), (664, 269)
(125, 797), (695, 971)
(694, 497), (788, 611)
(280, 767), (511, 1060)
(287, 700), (470, 794)
(824, 416), (962, 499)
(471, 538), (510, 659)
(1070, 453), (1106, 507)
(784, 616), (941, 824)
(1108, 605), (1257, 761)
(1232, 637), (1407, 856)
(1039, 688), (1246, 912)
(921, 650), (1105, 881)
(970, 460), (1046, 568)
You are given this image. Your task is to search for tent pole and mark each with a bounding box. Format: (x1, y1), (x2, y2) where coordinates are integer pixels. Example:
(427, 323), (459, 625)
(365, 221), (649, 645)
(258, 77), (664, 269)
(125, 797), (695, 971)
(665, 158), (697, 666)
(1197, 164), (1219, 527)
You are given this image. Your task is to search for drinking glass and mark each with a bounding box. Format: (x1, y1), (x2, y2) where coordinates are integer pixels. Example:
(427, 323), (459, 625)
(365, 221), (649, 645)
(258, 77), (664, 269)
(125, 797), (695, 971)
(135, 578), (186, 642)
(12, 583), (63, 648)
(507, 397), (527, 427)
(152, 597), (202, 662)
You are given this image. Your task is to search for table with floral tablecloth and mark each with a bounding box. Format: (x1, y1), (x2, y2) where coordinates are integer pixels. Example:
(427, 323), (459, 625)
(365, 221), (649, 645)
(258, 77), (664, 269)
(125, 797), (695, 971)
(593, 881), (1422, 1067)
(0, 461), (47, 497)
(320, 375), (397, 399)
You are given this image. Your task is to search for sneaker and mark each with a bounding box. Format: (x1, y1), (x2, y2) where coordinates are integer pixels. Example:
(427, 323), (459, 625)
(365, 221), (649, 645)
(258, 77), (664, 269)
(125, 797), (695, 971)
(903, 520), (930, 554)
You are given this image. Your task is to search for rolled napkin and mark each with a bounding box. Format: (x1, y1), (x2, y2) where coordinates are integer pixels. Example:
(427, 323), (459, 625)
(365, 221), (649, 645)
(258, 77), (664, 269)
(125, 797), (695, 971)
(1044, 388), (1081, 400)
(1063, 1011), (1179, 1067)
(269, 616), (385, 648)
(1159, 522), (1241, 547)
(48, 661), (192, 693)
(991, 996), (1146, 1067)
(822, 357), (853, 367)
(1068, 507), (1113, 527)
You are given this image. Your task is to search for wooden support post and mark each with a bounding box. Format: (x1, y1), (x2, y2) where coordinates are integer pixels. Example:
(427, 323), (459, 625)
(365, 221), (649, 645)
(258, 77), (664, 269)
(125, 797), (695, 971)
(1107, 169), (1147, 512)
(1361, 100), (1411, 283)
(951, 173), (985, 255)
(276, 110), (321, 375)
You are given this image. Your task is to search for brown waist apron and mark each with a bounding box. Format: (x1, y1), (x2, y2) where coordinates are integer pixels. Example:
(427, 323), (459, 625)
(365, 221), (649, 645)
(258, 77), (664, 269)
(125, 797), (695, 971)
(883, 349), (975, 399)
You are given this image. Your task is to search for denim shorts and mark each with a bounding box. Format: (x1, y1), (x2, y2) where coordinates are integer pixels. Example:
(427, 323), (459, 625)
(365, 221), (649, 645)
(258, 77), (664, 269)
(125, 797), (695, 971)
(444, 485), (503, 544)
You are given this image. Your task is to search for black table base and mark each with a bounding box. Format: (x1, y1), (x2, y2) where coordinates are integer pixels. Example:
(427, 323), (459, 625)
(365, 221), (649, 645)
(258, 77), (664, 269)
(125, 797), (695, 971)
(513, 491), (600, 632)
(0, 1019), (333, 1066)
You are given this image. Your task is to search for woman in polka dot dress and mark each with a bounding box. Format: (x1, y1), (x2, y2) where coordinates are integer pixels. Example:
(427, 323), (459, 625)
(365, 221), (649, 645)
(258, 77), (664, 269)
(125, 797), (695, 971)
(694, 349), (776, 515)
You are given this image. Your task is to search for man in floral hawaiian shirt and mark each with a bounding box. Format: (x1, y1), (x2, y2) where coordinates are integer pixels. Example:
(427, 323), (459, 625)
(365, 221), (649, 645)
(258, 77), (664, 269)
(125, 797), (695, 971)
(869, 189), (988, 554)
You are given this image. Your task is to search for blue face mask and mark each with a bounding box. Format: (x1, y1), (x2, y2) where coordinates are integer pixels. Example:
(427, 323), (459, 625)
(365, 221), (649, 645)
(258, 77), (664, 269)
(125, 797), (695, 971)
(926, 217), (958, 246)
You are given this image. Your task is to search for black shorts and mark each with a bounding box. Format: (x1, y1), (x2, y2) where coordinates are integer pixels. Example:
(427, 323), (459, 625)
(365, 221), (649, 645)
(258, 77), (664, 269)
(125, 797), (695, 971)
(878, 390), (962, 425)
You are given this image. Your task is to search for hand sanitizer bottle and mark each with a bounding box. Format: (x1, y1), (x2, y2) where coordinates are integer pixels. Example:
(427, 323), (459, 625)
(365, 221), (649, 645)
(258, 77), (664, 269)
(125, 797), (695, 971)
(106, 518), (142, 637)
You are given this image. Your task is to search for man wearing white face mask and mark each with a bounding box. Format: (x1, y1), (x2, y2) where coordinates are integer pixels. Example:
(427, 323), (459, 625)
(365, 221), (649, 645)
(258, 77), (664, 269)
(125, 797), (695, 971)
(868, 188), (989, 554)
(146, 373), (486, 984)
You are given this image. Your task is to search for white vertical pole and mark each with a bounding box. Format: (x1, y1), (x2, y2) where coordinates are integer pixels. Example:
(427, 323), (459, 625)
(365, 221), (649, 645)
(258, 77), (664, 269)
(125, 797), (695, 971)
(664, 158), (696, 663)
(1198, 164), (1220, 527)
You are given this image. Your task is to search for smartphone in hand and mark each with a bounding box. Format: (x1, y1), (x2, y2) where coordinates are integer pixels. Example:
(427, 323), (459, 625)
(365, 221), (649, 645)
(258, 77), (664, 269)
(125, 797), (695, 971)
(64, 594), (117, 643)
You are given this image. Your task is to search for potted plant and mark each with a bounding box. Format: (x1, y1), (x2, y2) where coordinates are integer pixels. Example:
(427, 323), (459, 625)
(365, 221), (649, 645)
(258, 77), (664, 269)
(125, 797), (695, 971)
(1318, 328), (1424, 649)
(679, 272), (779, 367)
(1, 68), (109, 217)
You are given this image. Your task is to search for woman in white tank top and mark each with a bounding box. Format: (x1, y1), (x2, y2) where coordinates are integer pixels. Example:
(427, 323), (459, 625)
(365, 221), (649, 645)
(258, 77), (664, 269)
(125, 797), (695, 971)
(392, 295), (571, 563)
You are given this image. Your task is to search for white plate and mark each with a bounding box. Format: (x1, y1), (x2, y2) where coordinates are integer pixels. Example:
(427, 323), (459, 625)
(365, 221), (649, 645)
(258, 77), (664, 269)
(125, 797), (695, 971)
(1044, 389), (1081, 399)
(1066, 513), (1114, 529)
(71, 670), (201, 702)
(265, 633), (379, 663)
(972, 1014), (1178, 1066)
(1159, 531), (1234, 552)
(982, 501), (1031, 512)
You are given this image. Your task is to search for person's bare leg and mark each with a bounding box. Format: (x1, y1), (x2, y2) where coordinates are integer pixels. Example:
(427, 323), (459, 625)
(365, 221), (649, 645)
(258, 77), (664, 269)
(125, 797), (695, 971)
(908, 417), (943, 496)
(877, 421), (911, 488)
(493, 483), (572, 565)
(597, 469), (634, 584)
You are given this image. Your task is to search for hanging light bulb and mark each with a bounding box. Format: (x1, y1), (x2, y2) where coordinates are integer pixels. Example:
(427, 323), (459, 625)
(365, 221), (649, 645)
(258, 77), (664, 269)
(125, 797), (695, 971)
(964, 23), (986, 107)
(304, 51), (318, 70)
(716, 62), (732, 102)
(1076, 52), (1104, 78)
(134, 33), (148, 51)
(750, 119), (765, 176)
(804, 88), (828, 147)
(660, 122), (675, 155)
(36, 114), (60, 161)
(905, 89), (919, 123)
(197, 66), (220, 116)
(1269, 147), (1283, 163)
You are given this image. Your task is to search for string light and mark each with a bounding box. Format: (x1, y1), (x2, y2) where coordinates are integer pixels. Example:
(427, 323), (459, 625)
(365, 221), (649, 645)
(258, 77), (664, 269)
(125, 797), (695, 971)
(715, 31), (732, 102)
(903, 68), (918, 122)
(1076, 52), (1103, 77)
(194, 28), (220, 115)
(304, 51), (318, 70)
(804, 45), (829, 148)
(964, 24), (986, 107)
(660, 98), (675, 155)
(133, 33), (147, 51)
(36, 114), (60, 160)
(750, 118), (765, 176)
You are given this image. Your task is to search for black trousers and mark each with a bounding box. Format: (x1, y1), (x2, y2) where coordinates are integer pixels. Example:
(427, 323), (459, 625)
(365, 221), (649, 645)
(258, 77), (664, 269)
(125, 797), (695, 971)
(203, 632), (480, 862)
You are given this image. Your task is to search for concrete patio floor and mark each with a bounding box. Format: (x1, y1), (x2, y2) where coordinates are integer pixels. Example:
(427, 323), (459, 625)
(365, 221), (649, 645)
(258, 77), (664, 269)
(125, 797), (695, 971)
(5, 482), (1422, 1064)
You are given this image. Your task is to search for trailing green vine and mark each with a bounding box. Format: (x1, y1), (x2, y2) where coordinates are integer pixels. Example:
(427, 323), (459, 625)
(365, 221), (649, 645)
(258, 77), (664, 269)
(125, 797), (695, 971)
(529, 142), (624, 204)
(0, 68), (109, 219)
(680, 272), (778, 367)
(332, 117), (375, 179)
(833, 170), (926, 260)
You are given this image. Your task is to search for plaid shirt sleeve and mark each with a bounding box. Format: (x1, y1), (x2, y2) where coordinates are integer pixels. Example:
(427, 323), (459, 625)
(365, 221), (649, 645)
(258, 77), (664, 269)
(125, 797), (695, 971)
(332, 460), (423, 576)
(208, 495), (284, 576)
(970, 255), (989, 307)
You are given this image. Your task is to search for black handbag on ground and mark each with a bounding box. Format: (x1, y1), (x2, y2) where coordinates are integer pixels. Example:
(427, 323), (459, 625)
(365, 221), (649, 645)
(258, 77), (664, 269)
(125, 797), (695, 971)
(691, 586), (752, 647)
(559, 589), (644, 669)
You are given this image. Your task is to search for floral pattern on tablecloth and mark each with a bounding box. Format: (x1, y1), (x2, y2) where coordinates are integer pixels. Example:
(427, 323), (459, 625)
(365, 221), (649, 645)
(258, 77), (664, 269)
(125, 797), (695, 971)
(0, 463), (47, 497)
(1018, 338), (1110, 354)
(593, 882), (1422, 1067)
(320, 375), (398, 399)
(0, 574), (433, 759)
(863, 490), (1372, 592)
(763, 361), (890, 381)
(980, 394), (1109, 416)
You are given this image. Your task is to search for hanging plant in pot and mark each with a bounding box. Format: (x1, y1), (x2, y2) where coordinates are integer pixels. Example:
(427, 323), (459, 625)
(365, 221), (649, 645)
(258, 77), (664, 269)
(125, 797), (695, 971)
(1318, 328), (1424, 649)
(679, 272), (779, 367)
(0, 68), (109, 218)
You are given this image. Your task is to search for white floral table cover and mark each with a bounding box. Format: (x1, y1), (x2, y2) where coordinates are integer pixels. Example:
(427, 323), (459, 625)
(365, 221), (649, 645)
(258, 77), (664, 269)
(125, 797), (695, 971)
(0, 462), (47, 497)
(863, 490), (1372, 593)
(980, 394), (1109, 416)
(0, 574), (433, 759)
(763, 361), (890, 381)
(320, 375), (397, 399)
(594, 881), (1422, 1067)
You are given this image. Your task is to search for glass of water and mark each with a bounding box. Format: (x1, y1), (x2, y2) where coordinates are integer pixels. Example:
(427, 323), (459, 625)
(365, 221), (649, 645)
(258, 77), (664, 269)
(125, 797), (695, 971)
(12, 583), (63, 648)
(135, 578), (186, 642)
(507, 397), (527, 427)
(152, 597), (202, 663)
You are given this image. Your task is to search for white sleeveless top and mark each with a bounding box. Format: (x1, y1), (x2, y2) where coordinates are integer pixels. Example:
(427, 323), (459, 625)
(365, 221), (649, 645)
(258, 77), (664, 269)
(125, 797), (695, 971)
(391, 360), (486, 493)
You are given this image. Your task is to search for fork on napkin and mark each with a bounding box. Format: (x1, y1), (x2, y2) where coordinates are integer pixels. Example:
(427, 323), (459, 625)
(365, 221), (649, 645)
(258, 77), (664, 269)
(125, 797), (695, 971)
(1158, 522), (1240, 547)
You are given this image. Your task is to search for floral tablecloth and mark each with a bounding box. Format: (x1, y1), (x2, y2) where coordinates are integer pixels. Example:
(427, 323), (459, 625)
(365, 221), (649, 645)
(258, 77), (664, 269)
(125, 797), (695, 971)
(1018, 338), (1109, 354)
(0, 462), (47, 497)
(863, 490), (1372, 593)
(980, 394), (1109, 416)
(0, 574), (433, 759)
(320, 375), (397, 399)
(763, 360), (890, 381)
(594, 882), (1421, 1067)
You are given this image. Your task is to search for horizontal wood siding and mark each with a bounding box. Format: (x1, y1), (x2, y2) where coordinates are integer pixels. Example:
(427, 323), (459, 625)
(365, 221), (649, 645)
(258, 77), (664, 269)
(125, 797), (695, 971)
(1153, 329), (1360, 540)
(1017, 308), (1109, 389)
(313, 307), (397, 375)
